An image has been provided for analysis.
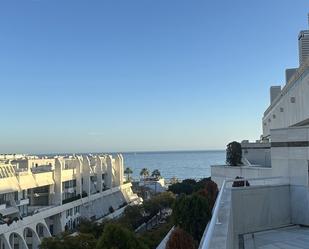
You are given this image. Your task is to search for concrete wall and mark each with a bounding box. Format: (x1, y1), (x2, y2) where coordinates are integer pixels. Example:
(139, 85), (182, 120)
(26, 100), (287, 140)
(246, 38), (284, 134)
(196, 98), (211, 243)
(211, 166), (272, 188)
(271, 127), (309, 186)
(231, 185), (291, 248)
(241, 141), (271, 167)
(290, 185), (309, 226)
(263, 67), (309, 137)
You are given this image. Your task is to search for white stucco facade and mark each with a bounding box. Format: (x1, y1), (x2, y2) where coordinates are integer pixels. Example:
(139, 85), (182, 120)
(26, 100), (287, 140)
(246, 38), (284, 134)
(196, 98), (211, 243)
(0, 154), (139, 249)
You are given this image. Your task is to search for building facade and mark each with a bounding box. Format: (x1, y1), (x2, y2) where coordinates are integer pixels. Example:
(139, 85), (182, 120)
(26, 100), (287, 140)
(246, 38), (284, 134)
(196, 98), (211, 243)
(0, 154), (139, 249)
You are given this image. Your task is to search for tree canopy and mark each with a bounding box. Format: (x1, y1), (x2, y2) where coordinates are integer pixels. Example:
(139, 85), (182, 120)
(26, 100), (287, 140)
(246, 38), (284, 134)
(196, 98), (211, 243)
(172, 194), (211, 241)
(226, 141), (242, 166)
(166, 228), (197, 249)
(96, 223), (148, 249)
(151, 169), (161, 179)
(124, 167), (133, 181)
(140, 168), (149, 178)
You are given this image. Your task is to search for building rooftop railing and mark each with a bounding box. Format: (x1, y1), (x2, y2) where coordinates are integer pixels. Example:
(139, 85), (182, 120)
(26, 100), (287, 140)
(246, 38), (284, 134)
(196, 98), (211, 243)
(199, 176), (289, 249)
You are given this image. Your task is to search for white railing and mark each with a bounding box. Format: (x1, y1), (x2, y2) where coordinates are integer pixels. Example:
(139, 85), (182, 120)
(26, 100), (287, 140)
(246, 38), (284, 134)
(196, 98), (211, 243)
(199, 176), (288, 249)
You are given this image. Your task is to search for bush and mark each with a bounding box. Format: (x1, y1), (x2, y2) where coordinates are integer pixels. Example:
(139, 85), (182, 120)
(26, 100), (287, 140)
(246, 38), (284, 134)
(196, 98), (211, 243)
(166, 228), (198, 249)
(226, 141), (242, 166)
(172, 194), (211, 241)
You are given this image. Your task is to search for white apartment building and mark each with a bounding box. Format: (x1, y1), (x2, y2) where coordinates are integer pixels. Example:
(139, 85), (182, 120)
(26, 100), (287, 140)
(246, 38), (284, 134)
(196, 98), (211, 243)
(202, 14), (309, 249)
(0, 154), (140, 249)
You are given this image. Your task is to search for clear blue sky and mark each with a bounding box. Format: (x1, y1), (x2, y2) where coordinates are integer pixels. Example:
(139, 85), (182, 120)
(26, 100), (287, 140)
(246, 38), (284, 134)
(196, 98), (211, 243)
(0, 0), (308, 153)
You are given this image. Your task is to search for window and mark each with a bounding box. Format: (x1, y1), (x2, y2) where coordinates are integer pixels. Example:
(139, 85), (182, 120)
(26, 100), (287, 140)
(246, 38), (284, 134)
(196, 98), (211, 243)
(268, 118), (271, 123)
(291, 97), (296, 103)
(273, 114), (276, 119)
(280, 107), (284, 112)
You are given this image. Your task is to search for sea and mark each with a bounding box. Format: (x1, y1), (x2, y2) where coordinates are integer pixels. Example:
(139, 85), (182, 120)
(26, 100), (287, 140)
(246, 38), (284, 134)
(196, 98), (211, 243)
(122, 150), (225, 180)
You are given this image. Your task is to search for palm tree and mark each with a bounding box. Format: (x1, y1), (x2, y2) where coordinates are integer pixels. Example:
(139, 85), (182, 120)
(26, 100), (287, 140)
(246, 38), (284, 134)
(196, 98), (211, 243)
(124, 167), (133, 182)
(140, 168), (149, 179)
(151, 169), (161, 179)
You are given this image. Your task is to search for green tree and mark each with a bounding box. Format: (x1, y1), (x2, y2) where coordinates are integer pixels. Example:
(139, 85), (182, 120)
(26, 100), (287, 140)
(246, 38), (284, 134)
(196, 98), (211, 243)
(168, 179), (197, 195)
(226, 141), (242, 166)
(124, 167), (133, 182)
(96, 223), (148, 249)
(143, 192), (175, 217)
(79, 218), (108, 239)
(118, 205), (144, 230)
(172, 194), (211, 241)
(151, 169), (161, 179)
(140, 168), (150, 179)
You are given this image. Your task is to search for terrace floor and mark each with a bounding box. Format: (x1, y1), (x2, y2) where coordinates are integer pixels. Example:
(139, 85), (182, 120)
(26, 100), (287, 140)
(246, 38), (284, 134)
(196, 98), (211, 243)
(244, 225), (309, 249)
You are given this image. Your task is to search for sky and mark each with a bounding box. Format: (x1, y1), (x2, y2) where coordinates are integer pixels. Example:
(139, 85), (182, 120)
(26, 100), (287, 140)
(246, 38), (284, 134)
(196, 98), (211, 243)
(0, 0), (308, 153)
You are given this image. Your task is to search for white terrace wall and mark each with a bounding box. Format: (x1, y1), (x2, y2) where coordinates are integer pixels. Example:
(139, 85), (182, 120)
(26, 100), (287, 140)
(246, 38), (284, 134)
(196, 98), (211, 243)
(231, 185), (291, 249)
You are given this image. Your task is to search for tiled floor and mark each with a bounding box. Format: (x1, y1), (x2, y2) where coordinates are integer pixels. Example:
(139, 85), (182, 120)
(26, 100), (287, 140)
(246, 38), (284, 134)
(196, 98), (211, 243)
(244, 226), (309, 249)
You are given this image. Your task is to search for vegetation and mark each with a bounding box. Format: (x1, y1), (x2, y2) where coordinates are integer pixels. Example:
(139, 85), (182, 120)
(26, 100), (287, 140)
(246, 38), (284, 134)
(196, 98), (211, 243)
(166, 228), (198, 249)
(140, 168), (150, 178)
(139, 217), (174, 249)
(151, 169), (161, 179)
(196, 179), (219, 209)
(96, 223), (148, 249)
(172, 194), (211, 241)
(40, 233), (96, 249)
(124, 167), (133, 181)
(41, 178), (217, 249)
(226, 141), (242, 166)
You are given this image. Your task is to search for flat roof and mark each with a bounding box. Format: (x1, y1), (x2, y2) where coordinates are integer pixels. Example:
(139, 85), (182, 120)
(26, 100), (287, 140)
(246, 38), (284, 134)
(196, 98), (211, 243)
(244, 225), (309, 249)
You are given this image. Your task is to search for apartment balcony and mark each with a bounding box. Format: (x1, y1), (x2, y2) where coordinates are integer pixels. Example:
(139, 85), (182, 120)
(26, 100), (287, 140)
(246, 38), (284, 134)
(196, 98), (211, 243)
(15, 198), (29, 206)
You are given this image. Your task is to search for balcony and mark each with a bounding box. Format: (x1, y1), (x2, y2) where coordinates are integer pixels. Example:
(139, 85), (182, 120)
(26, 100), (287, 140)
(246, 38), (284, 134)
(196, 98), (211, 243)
(15, 198), (29, 206)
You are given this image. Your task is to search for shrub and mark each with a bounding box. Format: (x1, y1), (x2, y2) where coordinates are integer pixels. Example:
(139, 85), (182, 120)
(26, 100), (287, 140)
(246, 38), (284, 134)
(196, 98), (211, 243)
(226, 141), (242, 166)
(166, 228), (198, 249)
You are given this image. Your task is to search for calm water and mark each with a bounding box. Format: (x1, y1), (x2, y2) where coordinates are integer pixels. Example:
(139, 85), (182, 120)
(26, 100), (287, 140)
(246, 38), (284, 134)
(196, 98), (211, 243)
(122, 150), (225, 180)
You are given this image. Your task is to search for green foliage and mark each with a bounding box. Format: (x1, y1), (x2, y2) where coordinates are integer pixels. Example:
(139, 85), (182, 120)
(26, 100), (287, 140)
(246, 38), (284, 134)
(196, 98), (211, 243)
(151, 169), (161, 178)
(143, 192), (175, 217)
(118, 205), (144, 230)
(226, 141), (242, 166)
(168, 178), (215, 196)
(79, 219), (108, 239)
(172, 194), (211, 241)
(166, 228), (198, 249)
(168, 179), (196, 195)
(96, 223), (148, 249)
(139, 218), (174, 249)
(40, 233), (96, 249)
(124, 167), (133, 181)
(140, 168), (150, 178)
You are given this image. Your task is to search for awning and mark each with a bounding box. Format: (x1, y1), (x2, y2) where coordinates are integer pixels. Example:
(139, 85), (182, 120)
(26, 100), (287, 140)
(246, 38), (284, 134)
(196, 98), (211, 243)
(0, 206), (19, 216)
(18, 175), (36, 189)
(34, 173), (54, 187)
(0, 178), (20, 194)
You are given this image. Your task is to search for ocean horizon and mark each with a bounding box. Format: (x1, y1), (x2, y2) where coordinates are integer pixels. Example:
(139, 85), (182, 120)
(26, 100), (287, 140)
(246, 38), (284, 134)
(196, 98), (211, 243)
(122, 150), (226, 180)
